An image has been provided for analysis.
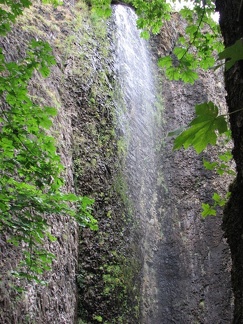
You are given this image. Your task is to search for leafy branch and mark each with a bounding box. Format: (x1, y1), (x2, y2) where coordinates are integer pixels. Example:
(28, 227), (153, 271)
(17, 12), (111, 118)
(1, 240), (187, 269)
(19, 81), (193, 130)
(0, 1), (98, 285)
(171, 102), (228, 153)
(201, 192), (232, 218)
(179, 4), (206, 62)
(158, 1), (223, 83)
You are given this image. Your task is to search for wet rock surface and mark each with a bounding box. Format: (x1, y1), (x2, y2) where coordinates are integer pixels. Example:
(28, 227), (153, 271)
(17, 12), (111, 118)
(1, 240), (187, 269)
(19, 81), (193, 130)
(0, 2), (140, 323)
(148, 16), (233, 324)
(0, 2), (234, 324)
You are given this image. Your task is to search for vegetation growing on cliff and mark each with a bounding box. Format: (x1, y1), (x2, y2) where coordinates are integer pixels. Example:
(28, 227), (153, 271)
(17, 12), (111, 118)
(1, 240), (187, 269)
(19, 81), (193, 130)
(0, 1), (141, 322)
(0, 0), (96, 284)
(66, 7), (141, 321)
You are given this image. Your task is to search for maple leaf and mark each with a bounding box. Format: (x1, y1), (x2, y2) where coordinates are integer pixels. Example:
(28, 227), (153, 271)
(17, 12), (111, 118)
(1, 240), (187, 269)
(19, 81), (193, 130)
(173, 102), (228, 153)
(218, 38), (243, 70)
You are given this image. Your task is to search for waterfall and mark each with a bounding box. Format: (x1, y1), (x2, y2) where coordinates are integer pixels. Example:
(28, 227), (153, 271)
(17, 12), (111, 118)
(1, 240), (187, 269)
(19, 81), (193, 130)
(112, 4), (234, 324)
(113, 5), (162, 322)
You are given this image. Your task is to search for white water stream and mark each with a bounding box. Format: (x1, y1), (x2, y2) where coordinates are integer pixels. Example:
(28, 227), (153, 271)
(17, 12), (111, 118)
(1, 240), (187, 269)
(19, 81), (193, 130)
(113, 5), (162, 322)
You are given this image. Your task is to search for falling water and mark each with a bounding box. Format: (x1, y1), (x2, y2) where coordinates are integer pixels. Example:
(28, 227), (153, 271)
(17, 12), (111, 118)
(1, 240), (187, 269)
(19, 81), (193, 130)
(112, 4), (235, 323)
(113, 5), (162, 322)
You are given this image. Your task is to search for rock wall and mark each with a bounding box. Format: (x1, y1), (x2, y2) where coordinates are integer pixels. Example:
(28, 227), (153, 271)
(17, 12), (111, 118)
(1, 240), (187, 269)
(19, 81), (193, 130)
(0, 2), (233, 324)
(0, 2), (140, 323)
(0, 2), (80, 323)
(0, 1), (115, 323)
(148, 16), (233, 323)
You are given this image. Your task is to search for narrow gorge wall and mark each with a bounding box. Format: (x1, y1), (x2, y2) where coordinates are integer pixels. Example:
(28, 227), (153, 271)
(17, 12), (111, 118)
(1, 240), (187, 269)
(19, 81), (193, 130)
(151, 17), (233, 321)
(112, 8), (233, 323)
(0, 2), (139, 323)
(0, 1), (233, 324)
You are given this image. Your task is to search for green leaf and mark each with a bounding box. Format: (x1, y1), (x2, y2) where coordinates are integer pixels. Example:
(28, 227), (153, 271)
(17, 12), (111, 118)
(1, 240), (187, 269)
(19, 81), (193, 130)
(0, 21), (97, 283)
(62, 193), (79, 202)
(219, 150), (233, 162)
(174, 102), (228, 153)
(39, 65), (50, 77)
(173, 47), (186, 60)
(201, 203), (216, 218)
(158, 56), (172, 68)
(181, 69), (198, 84)
(166, 66), (181, 81)
(214, 115), (228, 134)
(212, 193), (225, 207)
(140, 30), (150, 40)
(185, 25), (198, 38)
(180, 7), (193, 20)
(174, 118), (217, 153)
(42, 0), (63, 5)
(203, 159), (218, 170)
(195, 101), (218, 116)
(46, 231), (57, 242)
(218, 38), (243, 70)
(168, 126), (186, 137)
(44, 106), (57, 116)
(39, 116), (52, 129)
(200, 56), (215, 69)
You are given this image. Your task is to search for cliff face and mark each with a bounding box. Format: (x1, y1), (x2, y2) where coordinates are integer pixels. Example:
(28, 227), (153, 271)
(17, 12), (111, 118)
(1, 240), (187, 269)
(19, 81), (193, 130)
(0, 2), (233, 324)
(151, 17), (233, 323)
(0, 2), (82, 323)
(0, 2), (139, 323)
(119, 14), (233, 323)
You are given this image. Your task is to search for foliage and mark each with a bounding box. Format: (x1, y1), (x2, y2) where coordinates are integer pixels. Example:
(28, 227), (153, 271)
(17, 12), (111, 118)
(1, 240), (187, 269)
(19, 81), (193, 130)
(203, 133), (235, 177)
(102, 264), (124, 295)
(0, 0), (31, 36)
(169, 102), (234, 217)
(93, 315), (103, 322)
(117, 0), (237, 218)
(171, 102), (228, 153)
(170, 113), (235, 217)
(201, 192), (231, 218)
(158, 2), (223, 83)
(0, 0), (62, 36)
(218, 38), (243, 71)
(0, 1), (97, 283)
(132, 0), (171, 38)
(88, 0), (112, 18)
